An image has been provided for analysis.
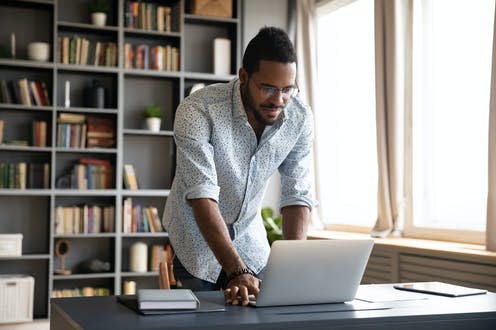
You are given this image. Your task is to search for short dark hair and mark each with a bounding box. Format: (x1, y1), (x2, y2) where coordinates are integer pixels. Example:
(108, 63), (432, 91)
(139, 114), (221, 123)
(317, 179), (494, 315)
(242, 26), (297, 76)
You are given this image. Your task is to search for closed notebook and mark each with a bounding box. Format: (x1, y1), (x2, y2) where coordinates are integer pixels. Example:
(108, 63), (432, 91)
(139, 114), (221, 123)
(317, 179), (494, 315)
(137, 289), (200, 310)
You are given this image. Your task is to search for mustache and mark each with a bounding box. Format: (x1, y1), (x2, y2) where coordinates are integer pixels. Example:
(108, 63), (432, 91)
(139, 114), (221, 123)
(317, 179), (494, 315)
(261, 104), (284, 111)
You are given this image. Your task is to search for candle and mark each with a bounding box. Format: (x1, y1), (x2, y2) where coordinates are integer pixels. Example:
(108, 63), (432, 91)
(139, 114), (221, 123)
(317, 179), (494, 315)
(129, 242), (147, 272)
(123, 280), (136, 295)
(64, 80), (70, 108)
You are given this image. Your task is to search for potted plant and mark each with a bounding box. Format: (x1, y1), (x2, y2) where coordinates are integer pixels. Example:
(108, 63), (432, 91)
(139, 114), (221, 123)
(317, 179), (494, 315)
(261, 207), (282, 245)
(143, 104), (162, 132)
(89, 0), (110, 27)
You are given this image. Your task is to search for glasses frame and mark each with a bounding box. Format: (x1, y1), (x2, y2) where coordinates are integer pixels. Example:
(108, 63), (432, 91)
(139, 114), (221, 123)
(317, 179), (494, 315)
(250, 78), (299, 99)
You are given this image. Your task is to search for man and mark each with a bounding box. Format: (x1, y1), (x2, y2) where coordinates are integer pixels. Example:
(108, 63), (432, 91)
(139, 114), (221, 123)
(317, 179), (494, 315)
(162, 26), (317, 306)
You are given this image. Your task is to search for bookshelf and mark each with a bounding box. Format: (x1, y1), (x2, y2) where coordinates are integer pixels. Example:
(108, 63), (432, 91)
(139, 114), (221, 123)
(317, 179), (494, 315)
(0, 0), (241, 320)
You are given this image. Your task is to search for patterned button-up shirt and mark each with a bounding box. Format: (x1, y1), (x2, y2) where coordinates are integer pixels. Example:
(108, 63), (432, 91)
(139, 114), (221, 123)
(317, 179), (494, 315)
(162, 79), (317, 283)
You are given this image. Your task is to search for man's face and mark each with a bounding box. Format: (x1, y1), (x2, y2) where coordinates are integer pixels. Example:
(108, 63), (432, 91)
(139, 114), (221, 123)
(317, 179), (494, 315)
(240, 60), (297, 126)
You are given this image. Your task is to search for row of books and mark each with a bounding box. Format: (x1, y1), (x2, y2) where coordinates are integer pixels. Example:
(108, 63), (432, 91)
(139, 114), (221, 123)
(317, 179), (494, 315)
(51, 287), (111, 298)
(58, 36), (118, 67)
(0, 120), (48, 147)
(32, 120), (48, 147)
(124, 43), (179, 71)
(0, 162), (50, 189)
(54, 204), (115, 234)
(0, 79), (50, 106)
(122, 198), (164, 233)
(64, 158), (114, 190)
(125, 1), (173, 32)
(57, 113), (115, 149)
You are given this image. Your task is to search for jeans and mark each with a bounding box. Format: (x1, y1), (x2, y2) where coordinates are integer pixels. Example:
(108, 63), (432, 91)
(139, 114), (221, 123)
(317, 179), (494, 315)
(173, 256), (228, 291)
(173, 256), (265, 291)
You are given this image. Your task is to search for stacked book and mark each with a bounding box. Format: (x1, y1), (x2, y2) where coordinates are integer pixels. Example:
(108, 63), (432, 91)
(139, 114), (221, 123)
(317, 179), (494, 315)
(124, 43), (180, 71)
(0, 162), (50, 189)
(58, 36), (118, 67)
(122, 198), (164, 233)
(0, 79), (50, 106)
(54, 204), (115, 234)
(125, 1), (173, 32)
(137, 289), (199, 311)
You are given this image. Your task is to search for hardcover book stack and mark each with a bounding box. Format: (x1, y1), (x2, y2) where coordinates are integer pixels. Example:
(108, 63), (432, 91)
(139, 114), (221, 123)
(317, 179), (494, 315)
(122, 197), (164, 233)
(56, 113), (86, 148)
(125, 1), (173, 32)
(51, 287), (110, 298)
(0, 162), (49, 189)
(137, 289), (199, 310)
(57, 36), (118, 67)
(31, 120), (48, 147)
(86, 117), (115, 148)
(0, 79), (50, 106)
(54, 204), (115, 234)
(124, 43), (179, 71)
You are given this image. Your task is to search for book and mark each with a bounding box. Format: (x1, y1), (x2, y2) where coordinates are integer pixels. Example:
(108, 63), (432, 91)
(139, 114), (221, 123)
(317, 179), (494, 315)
(117, 294), (225, 315)
(137, 289), (199, 310)
(123, 164), (139, 190)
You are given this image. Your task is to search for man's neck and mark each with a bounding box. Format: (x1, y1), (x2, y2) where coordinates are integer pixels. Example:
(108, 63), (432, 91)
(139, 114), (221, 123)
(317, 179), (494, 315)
(246, 111), (264, 143)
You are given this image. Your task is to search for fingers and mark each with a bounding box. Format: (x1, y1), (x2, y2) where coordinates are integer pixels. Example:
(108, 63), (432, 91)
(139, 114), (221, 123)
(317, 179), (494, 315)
(238, 285), (249, 306)
(226, 285), (239, 305)
(223, 275), (261, 306)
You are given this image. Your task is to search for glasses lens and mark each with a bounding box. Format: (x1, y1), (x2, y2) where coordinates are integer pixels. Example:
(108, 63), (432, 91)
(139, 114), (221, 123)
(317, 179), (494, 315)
(261, 86), (277, 98)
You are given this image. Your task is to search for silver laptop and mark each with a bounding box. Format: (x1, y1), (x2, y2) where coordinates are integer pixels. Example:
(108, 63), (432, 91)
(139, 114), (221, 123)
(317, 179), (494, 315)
(252, 239), (374, 307)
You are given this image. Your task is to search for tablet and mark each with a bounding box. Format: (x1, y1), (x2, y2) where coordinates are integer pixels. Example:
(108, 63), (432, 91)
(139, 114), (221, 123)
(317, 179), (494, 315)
(393, 282), (487, 297)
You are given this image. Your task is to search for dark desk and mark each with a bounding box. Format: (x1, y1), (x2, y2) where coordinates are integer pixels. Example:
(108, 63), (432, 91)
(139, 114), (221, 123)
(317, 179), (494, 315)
(50, 284), (496, 330)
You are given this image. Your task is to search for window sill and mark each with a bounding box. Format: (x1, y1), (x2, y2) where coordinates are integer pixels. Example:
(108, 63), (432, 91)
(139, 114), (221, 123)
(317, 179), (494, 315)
(307, 229), (496, 264)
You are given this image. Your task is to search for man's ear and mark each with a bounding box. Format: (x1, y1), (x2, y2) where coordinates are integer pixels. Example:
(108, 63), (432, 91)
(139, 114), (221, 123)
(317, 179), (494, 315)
(239, 68), (248, 84)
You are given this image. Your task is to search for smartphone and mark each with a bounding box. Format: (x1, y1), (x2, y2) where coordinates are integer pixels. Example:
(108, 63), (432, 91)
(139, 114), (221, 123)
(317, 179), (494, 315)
(393, 282), (487, 297)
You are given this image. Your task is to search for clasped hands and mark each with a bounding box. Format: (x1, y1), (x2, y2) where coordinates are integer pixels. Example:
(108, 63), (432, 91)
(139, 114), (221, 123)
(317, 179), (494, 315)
(224, 273), (261, 306)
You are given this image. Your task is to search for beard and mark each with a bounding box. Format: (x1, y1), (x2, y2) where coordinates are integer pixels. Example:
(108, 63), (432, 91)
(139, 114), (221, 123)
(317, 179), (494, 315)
(241, 83), (284, 126)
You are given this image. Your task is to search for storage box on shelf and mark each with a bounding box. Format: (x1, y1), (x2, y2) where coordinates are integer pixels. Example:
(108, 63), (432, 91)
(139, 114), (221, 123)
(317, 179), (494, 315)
(187, 0), (232, 18)
(0, 234), (23, 257)
(0, 0), (241, 320)
(0, 275), (34, 324)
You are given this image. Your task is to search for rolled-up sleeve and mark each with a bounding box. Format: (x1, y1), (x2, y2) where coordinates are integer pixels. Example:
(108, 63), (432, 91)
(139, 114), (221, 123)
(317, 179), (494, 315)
(174, 98), (220, 203)
(278, 110), (317, 211)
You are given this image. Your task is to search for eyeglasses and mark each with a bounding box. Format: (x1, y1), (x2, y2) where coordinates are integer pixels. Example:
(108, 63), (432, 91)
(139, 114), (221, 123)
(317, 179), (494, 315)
(250, 78), (299, 99)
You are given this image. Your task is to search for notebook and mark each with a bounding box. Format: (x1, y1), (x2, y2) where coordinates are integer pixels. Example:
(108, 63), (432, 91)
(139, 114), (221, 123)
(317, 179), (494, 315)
(252, 239), (374, 307)
(137, 289), (199, 310)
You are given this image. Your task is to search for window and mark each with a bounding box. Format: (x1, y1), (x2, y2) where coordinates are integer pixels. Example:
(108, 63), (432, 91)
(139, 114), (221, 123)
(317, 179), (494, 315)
(408, 0), (494, 241)
(315, 0), (494, 242)
(315, 0), (377, 228)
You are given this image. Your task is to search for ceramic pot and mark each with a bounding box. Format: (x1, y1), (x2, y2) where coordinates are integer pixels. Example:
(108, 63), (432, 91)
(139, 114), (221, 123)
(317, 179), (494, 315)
(145, 118), (161, 132)
(91, 12), (107, 27)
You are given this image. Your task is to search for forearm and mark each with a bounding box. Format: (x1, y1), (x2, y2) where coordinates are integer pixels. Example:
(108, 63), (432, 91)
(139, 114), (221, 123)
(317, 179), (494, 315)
(190, 198), (246, 274)
(282, 205), (310, 240)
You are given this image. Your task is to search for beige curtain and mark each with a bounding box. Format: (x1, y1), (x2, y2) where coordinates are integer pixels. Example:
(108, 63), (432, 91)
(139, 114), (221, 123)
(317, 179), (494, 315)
(486, 4), (496, 251)
(294, 0), (324, 229)
(371, 0), (412, 237)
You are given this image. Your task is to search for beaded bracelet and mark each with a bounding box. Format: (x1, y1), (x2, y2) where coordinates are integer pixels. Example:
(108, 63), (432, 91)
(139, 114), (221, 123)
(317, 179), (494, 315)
(227, 267), (255, 282)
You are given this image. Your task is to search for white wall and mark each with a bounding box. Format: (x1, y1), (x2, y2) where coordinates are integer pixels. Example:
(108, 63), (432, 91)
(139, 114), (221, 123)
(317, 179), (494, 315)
(242, 0), (289, 212)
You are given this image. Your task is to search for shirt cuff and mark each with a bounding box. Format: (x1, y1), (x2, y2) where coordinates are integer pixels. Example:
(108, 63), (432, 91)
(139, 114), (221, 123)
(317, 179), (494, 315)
(279, 196), (318, 212)
(184, 184), (220, 204)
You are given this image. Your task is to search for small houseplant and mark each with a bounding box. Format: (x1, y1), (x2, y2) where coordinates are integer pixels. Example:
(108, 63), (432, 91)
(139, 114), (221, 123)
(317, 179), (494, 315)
(143, 104), (162, 132)
(261, 207), (282, 245)
(89, 0), (110, 27)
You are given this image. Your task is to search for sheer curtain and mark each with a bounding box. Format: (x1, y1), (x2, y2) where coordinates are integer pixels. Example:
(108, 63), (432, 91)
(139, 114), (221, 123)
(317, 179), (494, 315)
(370, 0), (412, 237)
(293, 0), (324, 229)
(487, 4), (496, 251)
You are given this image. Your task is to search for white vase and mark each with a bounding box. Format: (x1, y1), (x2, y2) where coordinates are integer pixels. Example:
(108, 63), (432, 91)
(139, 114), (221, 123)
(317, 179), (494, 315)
(91, 12), (107, 27)
(146, 118), (161, 132)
